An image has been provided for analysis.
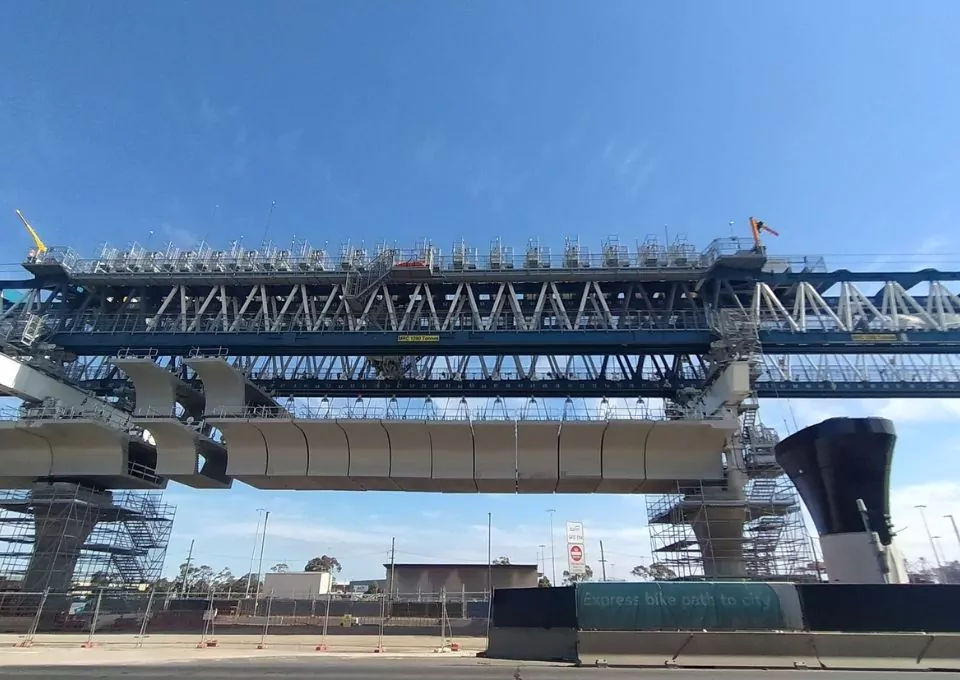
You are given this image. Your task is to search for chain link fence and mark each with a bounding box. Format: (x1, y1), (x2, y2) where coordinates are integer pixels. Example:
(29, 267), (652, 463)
(0, 588), (492, 647)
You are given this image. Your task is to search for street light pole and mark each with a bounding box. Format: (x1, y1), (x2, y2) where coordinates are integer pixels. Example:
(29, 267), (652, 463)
(547, 509), (557, 585)
(245, 509), (266, 597)
(916, 505), (943, 569)
(487, 512), (493, 596)
(254, 510), (271, 601)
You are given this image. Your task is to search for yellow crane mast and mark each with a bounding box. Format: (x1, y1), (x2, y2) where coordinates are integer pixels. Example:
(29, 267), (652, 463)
(15, 209), (48, 261)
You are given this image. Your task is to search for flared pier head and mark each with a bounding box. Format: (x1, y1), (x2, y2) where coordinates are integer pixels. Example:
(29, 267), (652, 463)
(774, 417), (907, 584)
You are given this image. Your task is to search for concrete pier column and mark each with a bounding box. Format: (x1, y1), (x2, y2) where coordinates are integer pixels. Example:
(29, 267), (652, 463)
(22, 482), (113, 593)
(690, 500), (748, 578)
(689, 429), (749, 579)
(775, 417), (908, 584)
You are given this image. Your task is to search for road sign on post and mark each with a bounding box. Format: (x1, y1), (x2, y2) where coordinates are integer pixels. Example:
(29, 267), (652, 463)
(565, 521), (584, 544)
(565, 520), (587, 575)
(567, 543), (586, 575)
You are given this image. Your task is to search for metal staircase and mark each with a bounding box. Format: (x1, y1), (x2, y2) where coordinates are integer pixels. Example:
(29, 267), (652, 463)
(343, 248), (396, 312)
(112, 552), (146, 583)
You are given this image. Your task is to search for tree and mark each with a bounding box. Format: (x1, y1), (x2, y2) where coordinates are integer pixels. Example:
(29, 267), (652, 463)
(630, 562), (677, 582)
(172, 562), (216, 594)
(492, 556), (511, 565)
(271, 562), (290, 573)
(537, 576), (551, 588)
(305, 555), (342, 574)
(229, 573), (263, 594)
(562, 565), (593, 584)
(212, 568), (235, 589)
(366, 584), (382, 594)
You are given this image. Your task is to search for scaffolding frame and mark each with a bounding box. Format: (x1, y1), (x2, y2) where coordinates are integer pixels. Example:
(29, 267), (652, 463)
(0, 484), (175, 592)
(646, 304), (814, 581)
(645, 473), (811, 580)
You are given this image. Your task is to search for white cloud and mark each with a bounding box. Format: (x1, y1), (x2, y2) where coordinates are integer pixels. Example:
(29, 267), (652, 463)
(764, 398), (960, 433)
(877, 399), (960, 423)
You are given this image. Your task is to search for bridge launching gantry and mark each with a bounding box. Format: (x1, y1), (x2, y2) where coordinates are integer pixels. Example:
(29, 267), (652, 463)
(1, 224), (959, 584)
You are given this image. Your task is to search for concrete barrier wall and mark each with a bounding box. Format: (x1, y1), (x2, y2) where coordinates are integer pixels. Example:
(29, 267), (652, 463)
(571, 630), (960, 670)
(486, 626), (578, 662)
(577, 630), (820, 669)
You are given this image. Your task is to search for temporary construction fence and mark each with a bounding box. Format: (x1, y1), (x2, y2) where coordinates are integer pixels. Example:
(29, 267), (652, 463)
(0, 588), (492, 640)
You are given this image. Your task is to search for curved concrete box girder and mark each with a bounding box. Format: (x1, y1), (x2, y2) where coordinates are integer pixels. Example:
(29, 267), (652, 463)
(381, 420), (434, 492)
(597, 420), (654, 493)
(27, 420), (128, 476)
(474, 421), (518, 493)
(558, 422), (605, 492)
(186, 358), (247, 416)
(427, 421), (476, 492)
(516, 421), (560, 493)
(338, 419), (397, 491)
(134, 419), (199, 475)
(251, 420), (309, 476)
(0, 422), (52, 484)
(211, 420), (269, 487)
(113, 358), (179, 416)
(133, 419), (230, 489)
(641, 422), (729, 492)
(297, 421), (358, 490)
(125, 415), (731, 493)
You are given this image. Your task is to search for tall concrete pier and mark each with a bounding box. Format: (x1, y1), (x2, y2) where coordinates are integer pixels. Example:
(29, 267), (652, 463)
(775, 417), (908, 584)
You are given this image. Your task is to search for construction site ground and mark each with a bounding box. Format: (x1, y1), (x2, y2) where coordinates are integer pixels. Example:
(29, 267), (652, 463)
(0, 652), (943, 680)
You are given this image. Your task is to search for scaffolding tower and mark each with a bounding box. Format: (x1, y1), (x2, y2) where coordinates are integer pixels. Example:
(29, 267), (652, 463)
(0, 483), (175, 593)
(645, 307), (815, 581)
(645, 474), (812, 580)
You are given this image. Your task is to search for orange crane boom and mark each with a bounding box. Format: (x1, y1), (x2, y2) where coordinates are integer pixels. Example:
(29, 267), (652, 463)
(749, 216), (779, 251)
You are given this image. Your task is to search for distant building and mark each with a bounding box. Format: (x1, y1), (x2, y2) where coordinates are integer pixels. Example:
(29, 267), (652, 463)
(348, 578), (386, 593)
(263, 571), (333, 599)
(384, 563), (538, 596)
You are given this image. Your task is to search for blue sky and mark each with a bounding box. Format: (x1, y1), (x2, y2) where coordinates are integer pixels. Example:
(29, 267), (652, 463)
(2, 1), (960, 582)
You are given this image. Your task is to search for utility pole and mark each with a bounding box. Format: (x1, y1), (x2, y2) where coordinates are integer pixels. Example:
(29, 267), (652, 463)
(487, 512), (493, 596)
(547, 509), (557, 584)
(180, 539), (195, 598)
(389, 537), (396, 598)
(254, 510), (271, 600)
(245, 509), (266, 596)
(916, 505), (943, 569)
(599, 540), (607, 582)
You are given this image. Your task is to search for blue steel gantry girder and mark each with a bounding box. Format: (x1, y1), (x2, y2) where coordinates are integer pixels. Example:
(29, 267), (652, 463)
(0, 234), (959, 401)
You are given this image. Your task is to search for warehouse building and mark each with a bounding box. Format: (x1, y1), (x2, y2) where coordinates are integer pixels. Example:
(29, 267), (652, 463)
(384, 563), (538, 596)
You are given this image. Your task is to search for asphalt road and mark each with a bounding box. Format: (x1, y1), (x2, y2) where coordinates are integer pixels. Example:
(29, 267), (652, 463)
(0, 658), (942, 679)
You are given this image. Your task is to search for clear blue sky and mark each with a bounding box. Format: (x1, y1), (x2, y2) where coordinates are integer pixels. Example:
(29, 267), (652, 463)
(2, 1), (960, 581)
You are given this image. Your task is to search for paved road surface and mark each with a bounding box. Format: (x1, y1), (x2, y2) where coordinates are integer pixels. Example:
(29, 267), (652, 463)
(0, 658), (941, 679)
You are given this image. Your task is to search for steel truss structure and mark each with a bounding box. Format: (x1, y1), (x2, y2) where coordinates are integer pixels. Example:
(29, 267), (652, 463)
(3, 236), (960, 400)
(1, 231), (959, 582)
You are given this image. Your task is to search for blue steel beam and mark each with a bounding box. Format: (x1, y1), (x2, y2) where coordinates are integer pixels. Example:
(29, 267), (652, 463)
(42, 328), (960, 357)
